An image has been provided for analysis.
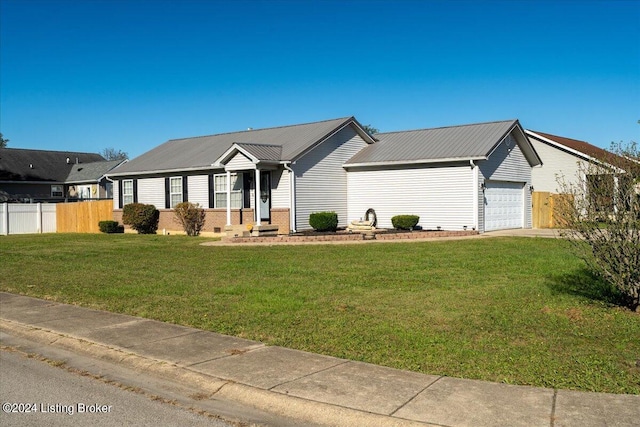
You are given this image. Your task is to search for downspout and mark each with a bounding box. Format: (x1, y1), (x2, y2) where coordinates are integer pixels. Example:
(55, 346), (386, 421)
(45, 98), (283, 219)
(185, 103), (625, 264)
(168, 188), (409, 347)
(104, 175), (116, 207)
(471, 160), (479, 231)
(284, 163), (296, 233)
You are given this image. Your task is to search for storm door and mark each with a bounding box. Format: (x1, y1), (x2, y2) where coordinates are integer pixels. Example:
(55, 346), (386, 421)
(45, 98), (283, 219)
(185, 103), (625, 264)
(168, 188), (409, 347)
(259, 172), (271, 222)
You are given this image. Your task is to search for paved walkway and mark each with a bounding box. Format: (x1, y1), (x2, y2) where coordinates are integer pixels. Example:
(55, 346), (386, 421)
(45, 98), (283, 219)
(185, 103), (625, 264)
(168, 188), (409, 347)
(1, 292), (637, 426)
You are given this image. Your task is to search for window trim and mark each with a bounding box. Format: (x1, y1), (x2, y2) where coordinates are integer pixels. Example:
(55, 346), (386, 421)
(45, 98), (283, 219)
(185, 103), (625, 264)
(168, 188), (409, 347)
(122, 179), (134, 206)
(214, 173), (243, 209)
(51, 185), (63, 197)
(169, 176), (183, 209)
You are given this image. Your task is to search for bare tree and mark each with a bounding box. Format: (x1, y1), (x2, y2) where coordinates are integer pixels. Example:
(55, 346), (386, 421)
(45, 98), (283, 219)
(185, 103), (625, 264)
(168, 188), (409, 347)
(555, 140), (640, 311)
(101, 147), (128, 161)
(0, 133), (8, 148)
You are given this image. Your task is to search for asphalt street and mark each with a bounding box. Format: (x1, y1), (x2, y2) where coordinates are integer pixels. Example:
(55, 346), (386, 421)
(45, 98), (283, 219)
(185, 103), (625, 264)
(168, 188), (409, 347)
(0, 349), (232, 427)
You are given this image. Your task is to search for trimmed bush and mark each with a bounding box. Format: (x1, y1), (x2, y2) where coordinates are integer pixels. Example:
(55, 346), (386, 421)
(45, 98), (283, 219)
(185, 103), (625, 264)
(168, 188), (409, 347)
(122, 203), (159, 234)
(173, 202), (206, 236)
(309, 211), (338, 232)
(98, 220), (124, 234)
(391, 215), (420, 230)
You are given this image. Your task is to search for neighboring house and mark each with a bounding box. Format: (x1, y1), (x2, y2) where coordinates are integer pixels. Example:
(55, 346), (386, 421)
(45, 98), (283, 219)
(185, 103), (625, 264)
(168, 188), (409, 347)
(0, 148), (124, 202)
(525, 130), (620, 194)
(525, 130), (638, 218)
(65, 159), (127, 200)
(108, 116), (542, 234)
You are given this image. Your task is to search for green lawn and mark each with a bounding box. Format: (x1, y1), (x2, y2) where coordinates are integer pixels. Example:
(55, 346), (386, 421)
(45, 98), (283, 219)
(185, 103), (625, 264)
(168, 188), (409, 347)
(1, 234), (638, 394)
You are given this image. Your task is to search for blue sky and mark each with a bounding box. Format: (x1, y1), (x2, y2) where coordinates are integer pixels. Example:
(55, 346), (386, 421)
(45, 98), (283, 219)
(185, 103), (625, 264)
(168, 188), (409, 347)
(1, 0), (638, 159)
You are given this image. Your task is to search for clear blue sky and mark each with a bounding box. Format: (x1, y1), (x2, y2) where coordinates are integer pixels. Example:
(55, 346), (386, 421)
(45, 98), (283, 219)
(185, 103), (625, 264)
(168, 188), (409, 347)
(1, 0), (638, 159)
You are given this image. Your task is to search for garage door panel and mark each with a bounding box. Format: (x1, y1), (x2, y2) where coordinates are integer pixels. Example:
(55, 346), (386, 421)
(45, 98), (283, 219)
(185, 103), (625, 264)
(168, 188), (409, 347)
(484, 181), (523, 231)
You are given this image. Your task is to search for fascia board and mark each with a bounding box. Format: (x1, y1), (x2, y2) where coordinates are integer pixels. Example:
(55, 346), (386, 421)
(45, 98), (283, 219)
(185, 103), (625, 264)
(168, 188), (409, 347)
(216, 143), (260, 166)
(512, 124), (543, 167)
(106, 165), (219, 178)
(486, 121), (518, 160)
(289, 118), (355, 161)
(525, 130), (599, 163)
(343, 156), (487, 169)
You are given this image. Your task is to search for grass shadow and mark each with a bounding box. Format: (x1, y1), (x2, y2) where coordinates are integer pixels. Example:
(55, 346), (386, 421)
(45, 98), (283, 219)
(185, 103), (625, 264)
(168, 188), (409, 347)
(547, 268), (626, 307)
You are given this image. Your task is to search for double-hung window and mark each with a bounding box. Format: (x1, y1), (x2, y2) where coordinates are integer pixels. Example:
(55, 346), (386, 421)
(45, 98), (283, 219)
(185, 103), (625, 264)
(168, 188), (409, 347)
(214, 173), (242, 208)
(169, 177), (183, 208)
(122, 180), (134, 206)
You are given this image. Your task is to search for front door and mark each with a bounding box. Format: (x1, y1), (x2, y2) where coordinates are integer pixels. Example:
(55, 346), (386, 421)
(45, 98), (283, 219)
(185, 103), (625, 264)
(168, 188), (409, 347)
(260, 172), (271, 222)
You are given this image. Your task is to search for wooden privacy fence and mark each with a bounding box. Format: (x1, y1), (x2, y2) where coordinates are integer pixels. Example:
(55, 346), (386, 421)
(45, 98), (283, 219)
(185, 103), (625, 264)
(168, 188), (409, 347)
(532, 191), (573, 229)
(57, 200), (114, 233)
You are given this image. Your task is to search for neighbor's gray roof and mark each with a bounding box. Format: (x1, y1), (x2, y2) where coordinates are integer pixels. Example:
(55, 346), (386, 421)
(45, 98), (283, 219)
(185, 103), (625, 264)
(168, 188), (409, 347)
(0, 148), (105, 182)
(66, 159), (125, 183)
(111, 117), (361, 175)
(346, 120), (519, 166)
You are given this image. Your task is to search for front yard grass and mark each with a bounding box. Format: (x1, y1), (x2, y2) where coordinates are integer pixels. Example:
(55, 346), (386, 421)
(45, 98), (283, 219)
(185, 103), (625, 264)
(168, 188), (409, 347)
(1, 234), (638, 394)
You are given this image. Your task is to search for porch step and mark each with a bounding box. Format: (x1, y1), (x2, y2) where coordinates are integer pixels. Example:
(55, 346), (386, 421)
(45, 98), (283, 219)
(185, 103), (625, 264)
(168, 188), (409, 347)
(251, 224), (279, 237)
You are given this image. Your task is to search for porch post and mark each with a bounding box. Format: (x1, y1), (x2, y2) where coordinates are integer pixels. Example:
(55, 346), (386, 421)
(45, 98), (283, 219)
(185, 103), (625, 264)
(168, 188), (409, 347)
(226, 170), (231, 226)
(255, 168), (261, 226)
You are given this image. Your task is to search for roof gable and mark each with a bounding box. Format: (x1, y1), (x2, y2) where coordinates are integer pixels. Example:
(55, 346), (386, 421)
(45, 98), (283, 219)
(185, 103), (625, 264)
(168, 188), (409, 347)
(0, 148), (105, 182)
(111, 117), (375, 176)
(66, 159), (126, 183)
(216, 143), (283, 167)
(345, 120), (541, 167)
(526, 130), (618, 164)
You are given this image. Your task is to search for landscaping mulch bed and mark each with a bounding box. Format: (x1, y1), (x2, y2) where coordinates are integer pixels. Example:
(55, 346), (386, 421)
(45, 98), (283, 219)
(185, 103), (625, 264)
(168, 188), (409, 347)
(221, 228), (479, 243)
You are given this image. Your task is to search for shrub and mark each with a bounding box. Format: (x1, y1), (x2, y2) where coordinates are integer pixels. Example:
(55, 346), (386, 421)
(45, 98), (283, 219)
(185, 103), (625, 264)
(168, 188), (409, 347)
(391, 215), (420, 230)
(122, 203), (159, 234)
(309, 211), (338, 232)
(98, 220), (124, 234)
(556, 140), (640, 312)
(173, 202), (206, 236)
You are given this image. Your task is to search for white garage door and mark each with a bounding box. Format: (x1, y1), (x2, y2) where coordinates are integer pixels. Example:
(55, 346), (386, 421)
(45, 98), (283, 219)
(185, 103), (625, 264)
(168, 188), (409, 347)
(484, 181), (524, 231)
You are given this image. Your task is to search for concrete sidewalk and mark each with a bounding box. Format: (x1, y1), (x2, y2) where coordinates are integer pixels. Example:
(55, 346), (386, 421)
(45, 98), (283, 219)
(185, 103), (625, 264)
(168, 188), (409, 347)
(1, 292), (637, 427)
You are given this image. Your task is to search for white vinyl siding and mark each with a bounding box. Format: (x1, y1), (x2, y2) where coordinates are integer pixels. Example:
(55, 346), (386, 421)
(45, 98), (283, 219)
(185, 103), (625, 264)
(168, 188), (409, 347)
(530, 138), (587, 193)
(137, 177), (164, 208)
(122, 179), (134, 206)
(226, 152), (255, 171)
(113, 180), (120, 209)
(292, 125), (368, 229)
(347, 165), (474, 230)
(271, 169), (290, 209)
(187, 175), (209, 207)
(214, 173), (242, 209)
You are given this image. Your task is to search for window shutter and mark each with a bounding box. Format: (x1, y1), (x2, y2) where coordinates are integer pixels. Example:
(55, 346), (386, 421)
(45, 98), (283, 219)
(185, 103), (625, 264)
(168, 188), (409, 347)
(118, 180), (123, 209)
(165, 177), (170, 209)
(132, 179), (138, 203)
(208, 174), (214, 208)
(182, 176), (188, 202)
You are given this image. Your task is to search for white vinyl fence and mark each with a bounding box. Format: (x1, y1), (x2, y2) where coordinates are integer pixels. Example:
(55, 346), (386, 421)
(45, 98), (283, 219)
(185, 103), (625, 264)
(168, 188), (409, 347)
(0, 203), (57, 235)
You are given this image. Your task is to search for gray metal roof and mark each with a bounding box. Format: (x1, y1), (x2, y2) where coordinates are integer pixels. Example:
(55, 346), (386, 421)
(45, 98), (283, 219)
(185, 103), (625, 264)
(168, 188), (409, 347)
(345, 120), (519, 166)
(111, 117), (360, 175)
(66, 159), (125, 183)
(234, 143), (283, 162)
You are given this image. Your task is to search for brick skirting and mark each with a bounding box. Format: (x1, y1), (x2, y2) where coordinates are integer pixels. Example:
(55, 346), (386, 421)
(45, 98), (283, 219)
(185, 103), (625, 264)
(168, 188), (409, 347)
(222, 230), (479, 244)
